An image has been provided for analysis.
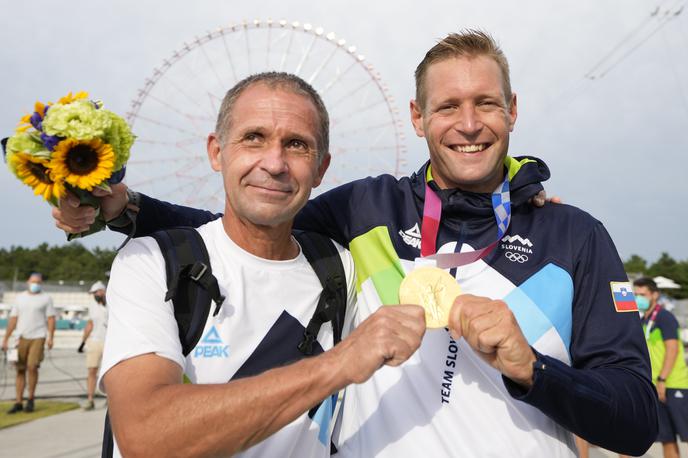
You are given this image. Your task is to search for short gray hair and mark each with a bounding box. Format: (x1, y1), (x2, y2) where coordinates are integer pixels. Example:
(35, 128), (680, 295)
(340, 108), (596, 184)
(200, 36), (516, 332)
(215, 72), (329, 159)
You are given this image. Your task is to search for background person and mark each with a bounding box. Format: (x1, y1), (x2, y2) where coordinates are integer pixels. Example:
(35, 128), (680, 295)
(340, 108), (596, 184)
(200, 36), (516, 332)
(78, 280), (108, 410)
(1, 272), (56, 414)
(636, 277), (688, 458)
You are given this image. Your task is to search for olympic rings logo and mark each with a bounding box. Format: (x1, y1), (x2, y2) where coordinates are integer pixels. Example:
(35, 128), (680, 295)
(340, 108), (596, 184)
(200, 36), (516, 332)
(505, 252), (529, 263)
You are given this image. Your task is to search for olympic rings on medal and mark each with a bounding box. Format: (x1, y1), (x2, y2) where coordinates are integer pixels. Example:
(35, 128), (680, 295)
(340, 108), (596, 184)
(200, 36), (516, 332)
(505, 252), (529, 263)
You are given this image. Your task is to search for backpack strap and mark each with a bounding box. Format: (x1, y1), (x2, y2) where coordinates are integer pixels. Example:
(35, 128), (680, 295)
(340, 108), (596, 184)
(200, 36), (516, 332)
(151, 227), (225, 356)
(294, 231), (348, 356)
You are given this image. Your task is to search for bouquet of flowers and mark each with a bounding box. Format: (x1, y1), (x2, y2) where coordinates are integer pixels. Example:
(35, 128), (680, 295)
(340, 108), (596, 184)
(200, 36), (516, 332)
(2, 91), (135, 238)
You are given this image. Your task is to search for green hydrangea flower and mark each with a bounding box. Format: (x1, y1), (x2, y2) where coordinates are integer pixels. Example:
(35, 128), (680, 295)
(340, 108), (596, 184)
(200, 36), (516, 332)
(102, 110), (135, 170)
(6, 132), (45, 156)
(5, 133), (51, 175)
(42, 100), (111, 140)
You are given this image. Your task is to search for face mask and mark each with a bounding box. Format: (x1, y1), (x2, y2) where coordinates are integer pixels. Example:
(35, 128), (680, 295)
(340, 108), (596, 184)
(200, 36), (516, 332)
(636, 295), (651, 311)
(95, 295), (106, 305)
(28, 283), (42, 294)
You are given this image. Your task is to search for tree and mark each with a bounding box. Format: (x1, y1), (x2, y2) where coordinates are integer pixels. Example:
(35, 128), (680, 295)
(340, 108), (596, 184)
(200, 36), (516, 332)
(624, 254), (647, 274)
(0, 243), (117, 283)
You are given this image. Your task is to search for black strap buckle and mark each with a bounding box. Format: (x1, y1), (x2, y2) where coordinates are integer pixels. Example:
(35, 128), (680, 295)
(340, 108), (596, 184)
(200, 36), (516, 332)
(189, 262), (208, 282)
(297, 332), (317, 356)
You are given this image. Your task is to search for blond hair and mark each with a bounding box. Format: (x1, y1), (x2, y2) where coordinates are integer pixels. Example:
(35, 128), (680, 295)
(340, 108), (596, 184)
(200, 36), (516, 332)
(414, 30), (512, 109)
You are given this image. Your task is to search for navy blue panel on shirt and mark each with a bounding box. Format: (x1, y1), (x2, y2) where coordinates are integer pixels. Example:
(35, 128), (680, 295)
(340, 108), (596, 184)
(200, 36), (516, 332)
(231, 310), (324, 381)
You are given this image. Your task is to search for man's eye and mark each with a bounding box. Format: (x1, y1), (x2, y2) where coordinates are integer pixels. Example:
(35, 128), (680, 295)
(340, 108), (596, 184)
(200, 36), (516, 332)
(287, 139), (308, 150)
(478, 100), (500, 109)
(438, 105), (457, 113)
(244, 133), (262, 142)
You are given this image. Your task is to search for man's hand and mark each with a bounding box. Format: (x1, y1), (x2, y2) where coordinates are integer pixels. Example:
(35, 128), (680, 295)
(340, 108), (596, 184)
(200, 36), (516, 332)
(77, 341), (86, 353)
(530, 190), (562, 208)
(46, 337), (54, 350)
(52, 183), (129, 233)
(1, 340), (8, 352)
(331, 304), (426, 384)
(448, 294), (536, 387)
(657, 382), (667, 403)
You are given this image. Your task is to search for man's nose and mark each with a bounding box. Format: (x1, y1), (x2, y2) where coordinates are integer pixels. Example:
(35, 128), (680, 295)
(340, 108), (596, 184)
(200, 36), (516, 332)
(453, 105), (483, 135)
(260, 141), (289, 175)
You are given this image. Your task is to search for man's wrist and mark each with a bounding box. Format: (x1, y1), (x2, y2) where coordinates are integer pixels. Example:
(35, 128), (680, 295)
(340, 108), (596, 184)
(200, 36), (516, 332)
(657, 376), (667, 383)
(107, 189), (141, 228)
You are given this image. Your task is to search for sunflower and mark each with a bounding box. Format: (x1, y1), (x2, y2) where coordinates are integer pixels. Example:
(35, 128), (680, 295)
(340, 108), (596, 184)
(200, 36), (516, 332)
(16, 101), (49, 133)
(50, 138), (115, 191)
(8, 152), (65, 201)
(57, 91), (88, 105)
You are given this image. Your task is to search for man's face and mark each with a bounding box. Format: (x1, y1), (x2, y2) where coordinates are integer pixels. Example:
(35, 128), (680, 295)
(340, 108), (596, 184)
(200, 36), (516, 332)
(27, 275), (42, 293)
(634, 286), (659, 307)
(411, 55), (517, 192)
(207, 83), (329, 228)
(93, 289), (106, 304)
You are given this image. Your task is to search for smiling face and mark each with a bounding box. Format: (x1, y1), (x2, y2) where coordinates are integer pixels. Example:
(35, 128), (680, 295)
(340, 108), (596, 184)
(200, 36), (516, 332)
(207, 82), (330, 229)
(411, 55), (517, 192)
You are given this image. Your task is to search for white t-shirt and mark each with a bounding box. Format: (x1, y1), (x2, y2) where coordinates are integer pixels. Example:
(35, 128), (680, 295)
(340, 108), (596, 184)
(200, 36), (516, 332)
(9, 291), (56, 339)
(100, 219), (357, 458)
(87, 302), (108, 343)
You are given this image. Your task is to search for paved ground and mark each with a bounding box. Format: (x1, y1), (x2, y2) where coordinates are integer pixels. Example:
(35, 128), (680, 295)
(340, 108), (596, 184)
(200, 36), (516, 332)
(0, 334), (684, 457)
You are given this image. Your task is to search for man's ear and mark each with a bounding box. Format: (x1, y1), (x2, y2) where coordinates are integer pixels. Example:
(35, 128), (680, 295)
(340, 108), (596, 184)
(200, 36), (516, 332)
(508, 93), (518, 132)
(207, 133), (222, 172)
(313, 152), (331, 188)
(410, 99), (426, 138)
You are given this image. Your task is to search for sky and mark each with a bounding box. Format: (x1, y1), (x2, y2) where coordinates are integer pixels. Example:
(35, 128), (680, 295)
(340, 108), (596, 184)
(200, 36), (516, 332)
(1, 0), (687, 263)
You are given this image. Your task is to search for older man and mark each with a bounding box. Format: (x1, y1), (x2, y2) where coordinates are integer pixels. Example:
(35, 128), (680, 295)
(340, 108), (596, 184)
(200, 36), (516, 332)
(2, 272), (56, 414)
(55, 32), (656, 457)
(99, 72), (425, 458)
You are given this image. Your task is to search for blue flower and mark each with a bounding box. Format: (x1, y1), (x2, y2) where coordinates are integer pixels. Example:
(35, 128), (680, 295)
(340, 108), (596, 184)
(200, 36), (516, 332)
(30, 111), (43, 131)
(40, 132), (61, 151)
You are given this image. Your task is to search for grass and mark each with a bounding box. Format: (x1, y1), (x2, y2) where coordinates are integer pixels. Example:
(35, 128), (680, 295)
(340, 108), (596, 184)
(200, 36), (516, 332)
(0, 400), (79, 429)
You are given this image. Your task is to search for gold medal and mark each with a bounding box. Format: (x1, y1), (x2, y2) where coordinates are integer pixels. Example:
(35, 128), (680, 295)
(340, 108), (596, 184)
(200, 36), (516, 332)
(398, 267), (462, 328)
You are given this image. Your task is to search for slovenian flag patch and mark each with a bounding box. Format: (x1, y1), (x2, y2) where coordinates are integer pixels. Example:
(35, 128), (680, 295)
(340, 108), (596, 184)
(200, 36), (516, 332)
(610, 281), (638, 312)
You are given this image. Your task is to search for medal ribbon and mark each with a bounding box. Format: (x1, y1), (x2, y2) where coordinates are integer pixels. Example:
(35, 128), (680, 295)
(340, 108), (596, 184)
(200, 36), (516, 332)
(420, 172), (511, 269)
(644, 304), (661, 340)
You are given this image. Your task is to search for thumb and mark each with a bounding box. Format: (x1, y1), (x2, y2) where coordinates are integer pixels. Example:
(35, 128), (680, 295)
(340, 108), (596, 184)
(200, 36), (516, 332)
(448, 296), (464, 340)
(92, 187), (112, 197)
(65, 192), (81, 208)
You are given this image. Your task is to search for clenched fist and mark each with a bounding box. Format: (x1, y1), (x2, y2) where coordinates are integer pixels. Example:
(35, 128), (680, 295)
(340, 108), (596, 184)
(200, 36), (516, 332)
(331, 304), (426, 384)
(448, 294), (536, 388)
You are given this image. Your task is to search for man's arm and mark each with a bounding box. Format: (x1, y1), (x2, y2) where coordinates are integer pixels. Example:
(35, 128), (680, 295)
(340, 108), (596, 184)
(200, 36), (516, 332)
(105, 304), (425, 457)
(510, 223), (656, 456)
(449, 222), (657, 456)
(654, 311), (682, 403)
(53, 184), (219, 237)
(46, 316), (55, 350)
(657, 338), (679, 402)
(80, 320), (93, 351)
(1, 316), (17, 351)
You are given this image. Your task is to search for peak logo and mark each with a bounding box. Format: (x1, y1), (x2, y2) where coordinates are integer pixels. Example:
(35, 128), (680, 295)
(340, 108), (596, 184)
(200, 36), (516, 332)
(194, 326), (229, 358)
(399, 223), (421, 249)
(501, 234), (534, 263)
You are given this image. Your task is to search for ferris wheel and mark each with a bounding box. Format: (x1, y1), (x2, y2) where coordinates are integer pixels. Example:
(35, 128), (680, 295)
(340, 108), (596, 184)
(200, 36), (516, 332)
(125, 19), (408, 211)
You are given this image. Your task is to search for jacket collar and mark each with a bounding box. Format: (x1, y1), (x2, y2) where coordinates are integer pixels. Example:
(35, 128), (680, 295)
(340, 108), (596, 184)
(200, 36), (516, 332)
(410, 155), (550, 217)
